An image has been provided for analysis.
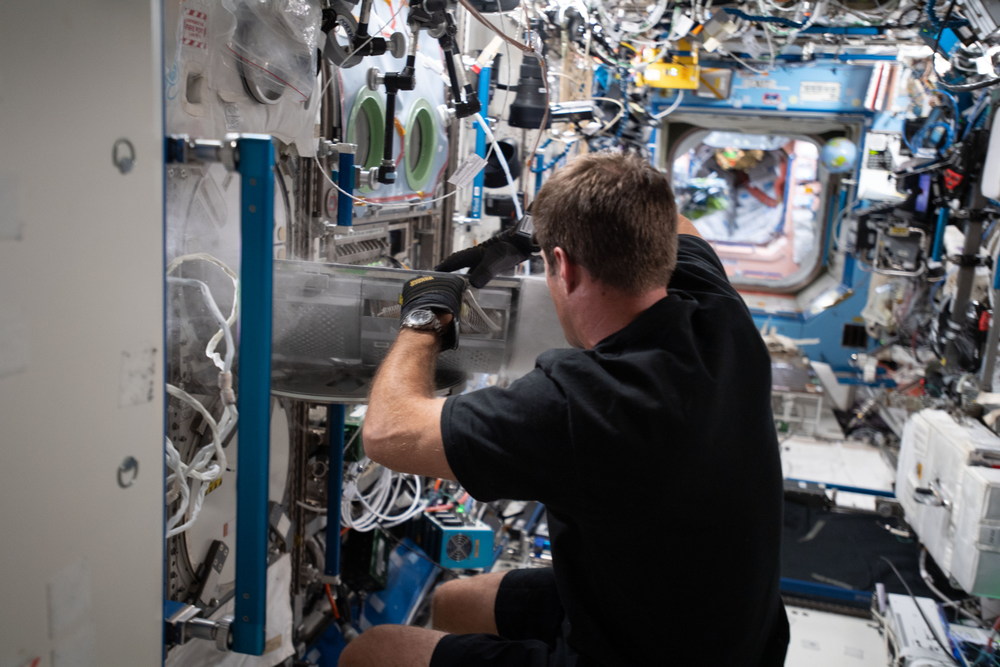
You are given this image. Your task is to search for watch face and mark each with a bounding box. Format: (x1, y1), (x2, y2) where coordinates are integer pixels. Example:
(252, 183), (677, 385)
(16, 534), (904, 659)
(407, 310), (435, 326)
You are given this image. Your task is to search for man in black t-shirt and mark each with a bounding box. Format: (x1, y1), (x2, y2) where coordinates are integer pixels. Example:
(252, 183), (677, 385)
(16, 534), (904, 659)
(339, 151), (789, 667)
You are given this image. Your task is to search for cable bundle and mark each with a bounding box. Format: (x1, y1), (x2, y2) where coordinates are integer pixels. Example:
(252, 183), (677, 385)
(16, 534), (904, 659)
(164, 254), (239, 538)
(341, 460), (427, 531)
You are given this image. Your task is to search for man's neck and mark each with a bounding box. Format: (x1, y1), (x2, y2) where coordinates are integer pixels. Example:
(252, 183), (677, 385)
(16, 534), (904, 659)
(574, 284), (667, 349)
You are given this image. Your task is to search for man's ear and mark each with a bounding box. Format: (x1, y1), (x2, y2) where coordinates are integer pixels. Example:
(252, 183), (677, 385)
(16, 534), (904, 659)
(552, 247), (579, 294)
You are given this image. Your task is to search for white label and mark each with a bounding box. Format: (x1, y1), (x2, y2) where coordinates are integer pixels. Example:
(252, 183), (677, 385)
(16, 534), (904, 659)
(224, 103), (242, 131)
(799, 81), (842, 103)
(741, 77), (776, 89)
(368, 594), (386, 614)
(448, 154), (489, 189)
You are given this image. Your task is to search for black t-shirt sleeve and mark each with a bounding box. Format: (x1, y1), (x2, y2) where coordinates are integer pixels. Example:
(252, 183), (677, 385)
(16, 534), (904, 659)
(671, 234), (739, 299)
(441, 363), (572, 503)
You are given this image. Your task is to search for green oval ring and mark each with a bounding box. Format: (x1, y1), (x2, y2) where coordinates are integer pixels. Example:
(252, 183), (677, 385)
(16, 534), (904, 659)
(404, 99), (438, 192)
(346, 88), (385, 194)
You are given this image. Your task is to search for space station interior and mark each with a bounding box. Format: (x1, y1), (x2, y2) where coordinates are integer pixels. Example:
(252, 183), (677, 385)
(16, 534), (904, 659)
(19, 0), (1000, 665)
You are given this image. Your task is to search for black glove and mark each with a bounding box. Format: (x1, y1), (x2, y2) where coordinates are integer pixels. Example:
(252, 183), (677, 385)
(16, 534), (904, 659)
(435, 224), (538, 289)
(400, 273), (467, 350)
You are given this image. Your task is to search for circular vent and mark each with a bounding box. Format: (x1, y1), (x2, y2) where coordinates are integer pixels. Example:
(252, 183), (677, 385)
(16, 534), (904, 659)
(445, 534), (472, 562)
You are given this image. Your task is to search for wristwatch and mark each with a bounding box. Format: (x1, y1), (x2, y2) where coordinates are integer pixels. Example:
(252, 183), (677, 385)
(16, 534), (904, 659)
(400, 309), (443, 336)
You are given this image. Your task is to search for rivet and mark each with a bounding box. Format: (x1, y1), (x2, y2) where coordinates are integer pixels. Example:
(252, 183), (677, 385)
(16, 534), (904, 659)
(249, 205), (257, 213)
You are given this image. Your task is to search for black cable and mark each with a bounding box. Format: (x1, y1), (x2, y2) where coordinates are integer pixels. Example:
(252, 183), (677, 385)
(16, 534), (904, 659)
(938, 77), (1000, 92)
(881, 556), (960, 665)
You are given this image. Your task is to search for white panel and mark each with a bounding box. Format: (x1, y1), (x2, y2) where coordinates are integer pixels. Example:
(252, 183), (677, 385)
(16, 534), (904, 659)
(0, 2), (163, 666)
(785, 606), (886, 667)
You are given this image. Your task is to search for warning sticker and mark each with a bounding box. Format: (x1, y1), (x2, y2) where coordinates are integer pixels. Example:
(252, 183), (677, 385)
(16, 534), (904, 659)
(182, 7), (209, 50)
(799, 81), (841, 103)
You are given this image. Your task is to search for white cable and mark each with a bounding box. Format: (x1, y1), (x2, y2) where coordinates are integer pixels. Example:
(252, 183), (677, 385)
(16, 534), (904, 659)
(166, 254), (238, 372)
(591, 96), (626, 134)
(341, 459), (427, 532)
(785, 0), (828, 43)
(651, 90), (685, 119)
(167, 277), (235, 373)
(166, 385), (226, 482)
(758, 1), (777, 70)
(722, 49), (770, 74)
(297, 500), (327, 514)
(465, 288), (502, 332)
(165, 385), (236, 538)
(473, 112), (523, 220)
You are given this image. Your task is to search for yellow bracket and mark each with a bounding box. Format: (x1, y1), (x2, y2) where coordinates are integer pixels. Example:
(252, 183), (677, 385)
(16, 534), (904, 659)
(637, 40), (699, 90)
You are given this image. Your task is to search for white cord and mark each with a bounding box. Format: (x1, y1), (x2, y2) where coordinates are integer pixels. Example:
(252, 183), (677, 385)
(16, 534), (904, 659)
(651, 90), (685, 119)
(341, 459), (427, 532)
(297, 500), (327, 514)
(166, 254), (238, 372)
(474, 112), (523, 220)
(164, 386), (237, 538)
(758, 1), (777, 70)
(167, 277), (235, 373)
(591, 96), (626, 134)
(723, 48), (770, 74)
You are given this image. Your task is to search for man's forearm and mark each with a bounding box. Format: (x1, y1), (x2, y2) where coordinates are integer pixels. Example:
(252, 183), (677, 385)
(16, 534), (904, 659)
(363, 330), (453, 478)
(369, 330), (439, 416)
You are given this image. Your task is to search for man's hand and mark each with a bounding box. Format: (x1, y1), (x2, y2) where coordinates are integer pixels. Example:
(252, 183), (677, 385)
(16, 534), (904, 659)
(435, 227), (537, 288)
(401, 274), (467, 350)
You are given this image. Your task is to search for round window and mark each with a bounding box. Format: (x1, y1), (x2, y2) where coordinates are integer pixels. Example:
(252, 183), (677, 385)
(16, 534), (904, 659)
(347, 89), (386, 192)
(404, 99), (437, 192)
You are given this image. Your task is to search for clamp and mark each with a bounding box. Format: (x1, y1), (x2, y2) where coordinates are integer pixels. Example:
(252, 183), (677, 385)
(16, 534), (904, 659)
(323, 0), (406, 68)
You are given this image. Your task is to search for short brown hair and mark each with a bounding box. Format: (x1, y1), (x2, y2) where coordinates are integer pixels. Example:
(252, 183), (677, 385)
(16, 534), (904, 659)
(532, 151), (678, 294)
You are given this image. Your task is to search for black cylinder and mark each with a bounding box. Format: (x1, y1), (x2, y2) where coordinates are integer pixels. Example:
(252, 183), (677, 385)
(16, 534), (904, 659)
(508, 58), (551, 129)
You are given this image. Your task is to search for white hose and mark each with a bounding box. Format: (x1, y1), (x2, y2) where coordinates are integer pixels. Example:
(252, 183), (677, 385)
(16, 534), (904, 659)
(474, 113), (523, 221)
(651, 90), (684, 120)
(166, 253), (238, 372)
(167, 277), (235, 372)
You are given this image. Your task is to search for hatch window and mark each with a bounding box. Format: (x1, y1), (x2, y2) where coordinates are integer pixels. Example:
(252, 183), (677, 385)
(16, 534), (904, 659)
(672, 131), (825, 291)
